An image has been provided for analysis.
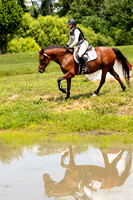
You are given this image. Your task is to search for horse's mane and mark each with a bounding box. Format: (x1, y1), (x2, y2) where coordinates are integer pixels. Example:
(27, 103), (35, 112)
(40, 44), (73, 54)
(41, 44), (65, 52)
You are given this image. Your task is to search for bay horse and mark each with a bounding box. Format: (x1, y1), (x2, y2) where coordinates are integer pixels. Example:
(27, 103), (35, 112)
(38, 45), (131, 99)
(43, 146), (131, 199)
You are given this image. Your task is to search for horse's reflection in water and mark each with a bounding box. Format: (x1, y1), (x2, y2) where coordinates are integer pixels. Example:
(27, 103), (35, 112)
(43, 146), (132, 199)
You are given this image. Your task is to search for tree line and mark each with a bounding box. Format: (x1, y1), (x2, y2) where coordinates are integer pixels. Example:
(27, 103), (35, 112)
(0, 0), (133, 54)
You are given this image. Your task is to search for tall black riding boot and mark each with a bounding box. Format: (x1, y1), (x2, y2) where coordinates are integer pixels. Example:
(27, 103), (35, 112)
(80, 55), (89, 72)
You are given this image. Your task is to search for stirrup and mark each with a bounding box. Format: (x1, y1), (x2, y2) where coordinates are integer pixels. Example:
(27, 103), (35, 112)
(82, 66), (89, 72)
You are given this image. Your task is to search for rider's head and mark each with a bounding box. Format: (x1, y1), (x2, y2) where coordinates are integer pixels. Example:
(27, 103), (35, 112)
(67, 19), (77, 29)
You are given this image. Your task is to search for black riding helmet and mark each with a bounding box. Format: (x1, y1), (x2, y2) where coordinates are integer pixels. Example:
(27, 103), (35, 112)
(67, 19), (77, 26)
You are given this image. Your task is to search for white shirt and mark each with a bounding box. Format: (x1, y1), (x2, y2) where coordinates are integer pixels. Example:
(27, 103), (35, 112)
(67, 28), (80, 48)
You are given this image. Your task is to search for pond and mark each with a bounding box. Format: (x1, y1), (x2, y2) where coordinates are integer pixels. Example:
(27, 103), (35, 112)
(0, 142), (132, 200)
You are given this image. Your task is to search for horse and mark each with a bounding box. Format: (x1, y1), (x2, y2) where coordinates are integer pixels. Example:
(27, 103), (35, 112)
(43, 146), (132, 199)
(38, 45), (131, 99)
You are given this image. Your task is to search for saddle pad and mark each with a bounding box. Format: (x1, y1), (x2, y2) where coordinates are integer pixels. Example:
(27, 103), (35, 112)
(73, 47), (97, 63)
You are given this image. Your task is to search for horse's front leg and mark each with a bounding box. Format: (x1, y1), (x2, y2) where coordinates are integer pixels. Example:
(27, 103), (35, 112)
(57, 78), (66, 94)
(57, 72), (74, 99)
(61, 146), (75, 168)
(61, 149), (70, 168)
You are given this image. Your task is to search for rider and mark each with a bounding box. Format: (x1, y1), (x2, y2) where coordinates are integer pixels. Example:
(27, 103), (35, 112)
(65, 19), (89, 72)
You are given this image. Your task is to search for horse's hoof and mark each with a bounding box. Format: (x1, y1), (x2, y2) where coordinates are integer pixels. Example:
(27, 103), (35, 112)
(61, 150), (69, 157)
(62, 88), (66, 93)
(122, 85), (126, 91)
(65, 96), (70, 100)
(92, 93), (97, 97)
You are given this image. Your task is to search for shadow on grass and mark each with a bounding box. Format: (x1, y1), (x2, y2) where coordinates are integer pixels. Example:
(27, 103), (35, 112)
(42, 88), (112, 102)
(71, 92), (93, 100)
(69, 89), (111, 100)
(55, 92), (108, 101)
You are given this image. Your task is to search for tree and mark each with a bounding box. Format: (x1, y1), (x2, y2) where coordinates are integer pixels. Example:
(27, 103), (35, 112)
(55, 0), (73, 17)
(56, 0), (104, 17)
(39, 0), (54, 16)
(30, 0), (39, 18)
(0, 0), (23, 54)
(17, 0), (27, 12)
(26, 0), (55, 17)
(103, 0), (133, 31)
(82, 15), (108, 35)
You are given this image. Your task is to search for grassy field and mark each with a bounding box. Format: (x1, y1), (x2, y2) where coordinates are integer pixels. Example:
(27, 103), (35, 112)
(0, 46), (133, 148)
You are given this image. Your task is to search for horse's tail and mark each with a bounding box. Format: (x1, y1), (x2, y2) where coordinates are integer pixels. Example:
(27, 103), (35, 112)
(112, 48), (130, 85)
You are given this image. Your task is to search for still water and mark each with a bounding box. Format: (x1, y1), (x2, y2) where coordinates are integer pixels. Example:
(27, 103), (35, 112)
(0, 143), (132, 200)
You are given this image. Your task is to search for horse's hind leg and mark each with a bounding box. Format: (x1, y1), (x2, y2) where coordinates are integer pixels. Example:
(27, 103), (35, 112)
(93, 69), (108, 96)
(109, 68), (126, 91)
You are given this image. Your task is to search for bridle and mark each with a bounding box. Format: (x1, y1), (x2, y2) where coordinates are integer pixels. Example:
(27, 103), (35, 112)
(38, 50), (67, 71)
(38, 53), (51, 71)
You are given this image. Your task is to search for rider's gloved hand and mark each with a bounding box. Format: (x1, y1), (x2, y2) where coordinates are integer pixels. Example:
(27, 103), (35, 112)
(64, 45), (70, 51)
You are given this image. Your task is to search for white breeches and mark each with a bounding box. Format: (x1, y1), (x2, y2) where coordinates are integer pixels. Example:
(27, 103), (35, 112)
(78, 40), (88, 58)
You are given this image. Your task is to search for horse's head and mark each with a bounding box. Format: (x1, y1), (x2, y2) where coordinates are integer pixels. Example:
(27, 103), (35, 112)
(38, 50), (51, 73)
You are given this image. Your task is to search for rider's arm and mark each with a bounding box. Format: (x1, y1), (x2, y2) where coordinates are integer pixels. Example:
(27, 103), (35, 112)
(69, 29), (80, 48)
(67, 36), (73, 46)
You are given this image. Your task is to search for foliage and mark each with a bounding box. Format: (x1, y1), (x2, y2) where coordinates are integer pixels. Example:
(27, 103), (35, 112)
(57, 0), (104, 17)
(1, 0), (133, 54)
(82, 15), (108, 35)
(7, 37), (40, 53)
(56, 0), (133, 45)
(103, 0), (133, 31)
(15, 14), (69, 48)
(0, 0), (23, 53)
(114, 29), (133, 46)
(14, 13), (114, 49)
(39, 0), (54, 16)
(54, 0), (72, 17)
(57, 0), (133, 32)
(17, 0), (27, 12)
(37, 15), (69, 46)
(78, 24), (114, 46)
(27, 0), (55, 17)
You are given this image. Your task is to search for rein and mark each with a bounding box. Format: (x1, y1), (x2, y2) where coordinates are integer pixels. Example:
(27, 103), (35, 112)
(43, 50), (67, 68)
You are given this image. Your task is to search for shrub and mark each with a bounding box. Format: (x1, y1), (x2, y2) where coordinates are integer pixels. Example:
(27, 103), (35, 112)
(82, 15), (108, 35)
(16, 14), (69, 48)
(7, 37), (40, 53)
(37, 15), (69, 46)
(13, 14), (114, 48)
(16, 13), (33, 38)
(115, 29), (133, 45)
(78, 25), (114, 46)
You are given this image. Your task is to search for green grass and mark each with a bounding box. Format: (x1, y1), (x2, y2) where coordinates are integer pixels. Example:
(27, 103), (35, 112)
(114, 45), (133, 64)
(0, 128), (132, 149)
(0, 51), (61, 77)
(0, 46), (133, 147)
(0, 51), (38, 76)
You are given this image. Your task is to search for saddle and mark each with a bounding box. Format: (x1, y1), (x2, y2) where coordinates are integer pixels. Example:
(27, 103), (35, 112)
(73, 45), (97, 64)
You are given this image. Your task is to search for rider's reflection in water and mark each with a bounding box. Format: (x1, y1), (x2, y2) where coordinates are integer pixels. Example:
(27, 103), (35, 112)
(43, 146), (132, 199)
